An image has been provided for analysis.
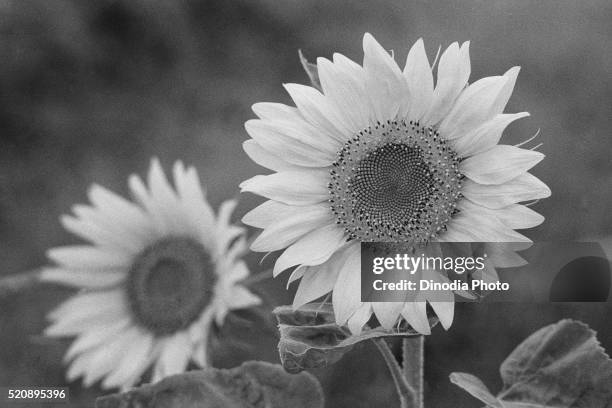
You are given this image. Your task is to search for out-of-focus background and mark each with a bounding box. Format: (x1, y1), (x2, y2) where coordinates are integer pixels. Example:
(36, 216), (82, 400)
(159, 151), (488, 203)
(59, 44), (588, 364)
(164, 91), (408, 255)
(1, 0), (611, 406)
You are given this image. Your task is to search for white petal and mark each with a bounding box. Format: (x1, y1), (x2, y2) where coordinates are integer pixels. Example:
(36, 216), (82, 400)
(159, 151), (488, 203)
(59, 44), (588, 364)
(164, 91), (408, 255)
(152, 332), (191, 381)
(438, 75), (509, 140)
(292, 249), (346, 308)
(472, 260), (500, 285)
(190, 309), (214, 366)
(422, 41), (471, 125)
(224, 285), (262, 311)
(251, 205), (333, 251)
(47, 290), (126, 321)
(102, 330), (154, 389)
(242, 200), (299, 229)
(428, 301), (454, 330)
(436, 223), (478, 242)
(226, 259), (249, 283)
(127, 168), (169, 236)
(60, 215), (138, 254)
(332, 53), (365, 79)
(252, 102), (299, 121)
(332, 243), (361, 325)
(400, 302), (431, 335)
(64, 317), (131, 362)
(126, 174), (159, 233)
(317, 56), (371, 133)
(372, 301), (404, 330)
(240, 170), (329, 206)
(41, 267), (125, 289)
(347, 303), (372, 334)
(243, 140), (302, 172)
(485, 204), (545, 229)
(214, 199), (244, 256)
(245, 119), (335, 167)
(80, 328), (139, 387)
(362, 33), (408, 122)
(273, 224), (346, 276)
(216, 198), (236, 230)
(66, 348), (95, 382)
(491, 66), (521, 115)
(172, 162), (215, 228)
(461, 173), (551, 209)
(86, 184), (154, 245)
(452, 112), (529, 157)
(453, 201), (533, 242)
(46, 291), (127, 336)
(172, 163), (217, 249)
(283, 83), (350, 141)
(47, 246), (131, 269)
(404, 38), (434, 121)
(257, 105), (341, 154)
(286, 266), (305, 288)
(147, 158), (183, 235)
(460, 145), (544, 185)
(419, 270), (454, 330)
(192, 340), (209, 367)
(485, 243), (528, 268)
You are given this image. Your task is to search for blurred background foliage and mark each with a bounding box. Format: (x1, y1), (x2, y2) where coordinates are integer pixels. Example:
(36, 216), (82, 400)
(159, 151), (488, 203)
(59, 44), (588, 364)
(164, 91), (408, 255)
(0, 0), (611, 406)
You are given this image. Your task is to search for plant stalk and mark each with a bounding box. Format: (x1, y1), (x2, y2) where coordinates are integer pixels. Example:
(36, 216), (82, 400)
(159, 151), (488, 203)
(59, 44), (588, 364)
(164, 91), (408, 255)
(373, 338), (416, 408)
(402, 336), (424, 408)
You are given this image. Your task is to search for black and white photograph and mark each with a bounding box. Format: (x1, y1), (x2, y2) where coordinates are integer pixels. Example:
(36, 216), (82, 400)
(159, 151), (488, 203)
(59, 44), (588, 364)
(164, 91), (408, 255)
(1, 1), (611, 407)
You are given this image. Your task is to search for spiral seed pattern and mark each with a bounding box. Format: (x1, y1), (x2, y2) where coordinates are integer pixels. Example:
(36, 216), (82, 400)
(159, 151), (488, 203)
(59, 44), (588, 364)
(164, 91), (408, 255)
(329, 119), (462, 243)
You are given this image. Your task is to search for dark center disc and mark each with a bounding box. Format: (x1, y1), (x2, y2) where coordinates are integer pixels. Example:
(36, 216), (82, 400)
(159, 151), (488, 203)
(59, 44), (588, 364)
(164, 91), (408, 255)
(126, 237), (215, 335)
(329, 120), (462, 243)
(351, 143), (433, 225)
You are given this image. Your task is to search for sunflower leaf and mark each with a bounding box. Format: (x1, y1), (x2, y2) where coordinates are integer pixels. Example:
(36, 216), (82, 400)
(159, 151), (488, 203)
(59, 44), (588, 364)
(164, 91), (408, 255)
(298, 50), (321, 91)
(450, 319), (612, 407)
(449, 372), (503, 408)
(274, 303), (438, 374)
(95, 361), (324, 408)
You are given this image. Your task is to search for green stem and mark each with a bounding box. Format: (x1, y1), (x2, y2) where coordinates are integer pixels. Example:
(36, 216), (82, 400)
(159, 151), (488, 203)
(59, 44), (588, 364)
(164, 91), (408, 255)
(373, 338), (416, 408)
(402, 336), (424, 408)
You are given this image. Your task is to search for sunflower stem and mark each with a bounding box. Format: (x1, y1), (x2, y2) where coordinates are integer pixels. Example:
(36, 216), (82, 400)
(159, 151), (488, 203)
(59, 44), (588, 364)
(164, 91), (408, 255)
(402, 336), (424, 408)
(373, 338), (416, 408)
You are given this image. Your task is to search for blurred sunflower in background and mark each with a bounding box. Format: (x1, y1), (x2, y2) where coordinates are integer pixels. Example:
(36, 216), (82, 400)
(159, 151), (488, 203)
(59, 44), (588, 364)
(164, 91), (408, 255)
(240, 33), (550, 334)
(43, 159), (260, 390)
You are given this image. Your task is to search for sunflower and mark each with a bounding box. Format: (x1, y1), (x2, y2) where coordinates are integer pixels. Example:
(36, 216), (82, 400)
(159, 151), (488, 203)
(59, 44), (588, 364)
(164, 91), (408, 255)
(240, 33), (549, 334)
(43, 159), (260, 390)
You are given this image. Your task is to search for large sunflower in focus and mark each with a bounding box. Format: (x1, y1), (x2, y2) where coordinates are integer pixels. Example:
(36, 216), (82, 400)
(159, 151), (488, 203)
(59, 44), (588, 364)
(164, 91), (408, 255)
(240, 33), (549, 334)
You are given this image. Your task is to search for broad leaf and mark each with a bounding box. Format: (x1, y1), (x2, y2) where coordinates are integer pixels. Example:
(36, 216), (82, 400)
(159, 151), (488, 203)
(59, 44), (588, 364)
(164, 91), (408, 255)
(274, 303), (437, 374)
(451, 319), (612, 407)
(449, 372), (503, 408)
(96, 361), (324, 408)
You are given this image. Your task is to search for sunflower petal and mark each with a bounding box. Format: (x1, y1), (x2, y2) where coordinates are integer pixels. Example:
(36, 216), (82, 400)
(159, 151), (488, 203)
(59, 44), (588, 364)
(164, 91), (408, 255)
(362, 33), (408, 122)
(251, 205), (332, 251)
(332, 244), (361, 325)
(439, 75), (509, 140)
(404, 38), (434, 121)
(423, 41), (471, 125)
(240, 170), (329, 206)
(243, 140), (302, 172)
(461, 145), (544, 185)
(462, 173), (550, 209)
(452, 112), (529, 157)
(273, 224), (346, 276)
